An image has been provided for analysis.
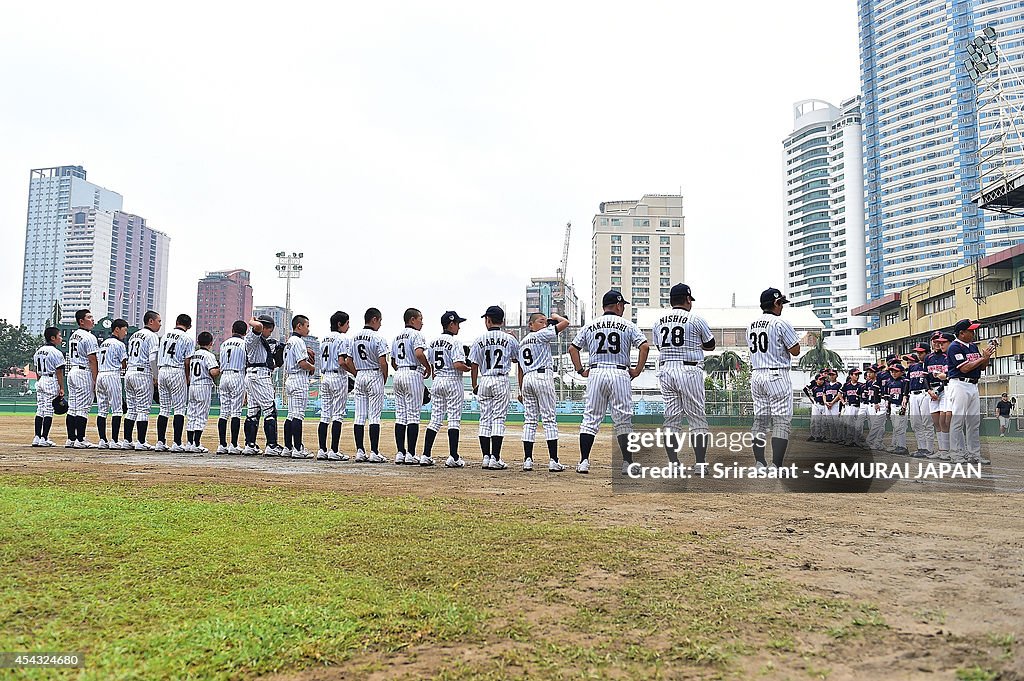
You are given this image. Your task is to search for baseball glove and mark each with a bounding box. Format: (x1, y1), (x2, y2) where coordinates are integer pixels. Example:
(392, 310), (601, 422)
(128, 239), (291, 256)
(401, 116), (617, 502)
(423, 387), (431, 405)
(52, 395), (69, 415)
(347, 376), (356, 392)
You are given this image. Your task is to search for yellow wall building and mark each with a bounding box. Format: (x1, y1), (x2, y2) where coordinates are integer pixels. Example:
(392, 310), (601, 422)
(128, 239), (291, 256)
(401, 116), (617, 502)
(853, 244), (1024, 381)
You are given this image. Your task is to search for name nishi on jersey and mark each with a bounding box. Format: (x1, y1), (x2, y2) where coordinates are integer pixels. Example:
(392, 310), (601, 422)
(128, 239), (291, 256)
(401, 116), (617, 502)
(749, 320), (770, 329)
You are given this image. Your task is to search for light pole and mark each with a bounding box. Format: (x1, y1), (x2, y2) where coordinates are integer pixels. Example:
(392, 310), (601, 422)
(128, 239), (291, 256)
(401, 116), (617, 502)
(275, 251), (303, 331)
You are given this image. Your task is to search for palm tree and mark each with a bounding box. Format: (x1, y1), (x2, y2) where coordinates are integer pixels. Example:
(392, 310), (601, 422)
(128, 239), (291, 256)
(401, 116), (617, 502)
(705, 350), (745, 390)
(798, 333), (844, 373)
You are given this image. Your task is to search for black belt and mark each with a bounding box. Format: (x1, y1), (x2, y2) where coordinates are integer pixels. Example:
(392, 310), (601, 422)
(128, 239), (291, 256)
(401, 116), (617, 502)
(952, 377), (979, 384)
(324, 369), (341, 373)
(39, 373), (55, 377)
(660, 360), (699, 366)
(132, 367), (149, 372)
(221, 369), (240, 372)
(359, 367), (381, 372)
(590, 364), (628, 370)
(912, 390), (925, 394)
(536, 368), (547, 374)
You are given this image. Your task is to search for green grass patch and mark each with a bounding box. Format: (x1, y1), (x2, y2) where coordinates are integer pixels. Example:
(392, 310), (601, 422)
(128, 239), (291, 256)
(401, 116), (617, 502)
(0, 474), (880, 679)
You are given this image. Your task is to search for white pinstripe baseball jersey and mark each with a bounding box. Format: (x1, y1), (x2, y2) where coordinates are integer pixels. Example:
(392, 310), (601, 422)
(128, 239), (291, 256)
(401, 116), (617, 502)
(652, 310), (713, 363)
(469, 330), (520, 376)
(351, 328), (389, 371)
(127, 328), (159, 370)
(158, 328), (195, 369)
(284, 334), (311, 375)
(392, 328), (428, 368)
(518, 326), (557, 374)
(189, 348), (219, 384)
(572, 314), (647, 365)
(428, 334), (466, 378)
(67, 329), (99, 368)
(218, 335), (246, 372)
(746, 314), (799, 370)
(33, 345), (65, 376)
(98, 338), (127, 373)
(320, 331), (351, 372)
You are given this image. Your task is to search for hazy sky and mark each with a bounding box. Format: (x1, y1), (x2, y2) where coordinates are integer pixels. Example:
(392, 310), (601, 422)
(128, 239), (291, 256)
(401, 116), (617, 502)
(0, 1), (858, 340)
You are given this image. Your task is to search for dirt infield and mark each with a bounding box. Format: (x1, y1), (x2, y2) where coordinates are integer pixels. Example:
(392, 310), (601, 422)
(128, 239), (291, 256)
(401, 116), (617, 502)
(2, 414), (1022, 679)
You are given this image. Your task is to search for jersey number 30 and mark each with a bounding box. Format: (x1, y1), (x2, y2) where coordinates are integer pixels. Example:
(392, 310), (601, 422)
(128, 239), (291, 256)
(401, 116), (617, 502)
(748, 332), (769, 353)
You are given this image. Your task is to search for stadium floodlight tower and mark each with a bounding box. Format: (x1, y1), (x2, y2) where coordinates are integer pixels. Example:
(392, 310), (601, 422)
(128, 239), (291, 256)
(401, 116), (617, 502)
(275, 251), (303, 329)
(969, 26), (1024, 219)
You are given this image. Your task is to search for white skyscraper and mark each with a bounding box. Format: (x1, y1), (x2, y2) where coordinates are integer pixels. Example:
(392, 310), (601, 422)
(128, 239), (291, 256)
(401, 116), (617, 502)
(61, 208), (115, 321)
(783, 98), (867, 338)
(20, 166), (123, 332)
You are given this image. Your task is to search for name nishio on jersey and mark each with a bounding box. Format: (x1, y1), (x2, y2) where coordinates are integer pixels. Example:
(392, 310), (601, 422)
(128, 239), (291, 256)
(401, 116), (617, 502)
(469, 330), (520, 376)
(571, 315), (647, 366)
(746, 314), (799, 370)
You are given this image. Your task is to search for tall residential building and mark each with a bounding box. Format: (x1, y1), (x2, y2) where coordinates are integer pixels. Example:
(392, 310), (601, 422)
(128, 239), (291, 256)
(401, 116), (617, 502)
(197, 270), (254, 349)
(859, 0), (1024, 301)
(110, 212), (170, 327)
(253, 305), (288, 342)
(21, 166), (123, 333)
(783, 97), (868, 338)
(58, 207), (170, 327)
(591, 194), (686, 324)
(525, 276), (581, 324)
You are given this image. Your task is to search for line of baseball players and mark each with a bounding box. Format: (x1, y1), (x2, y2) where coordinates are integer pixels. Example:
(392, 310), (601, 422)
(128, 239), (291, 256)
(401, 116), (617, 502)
(28, 288), (995, 473)
(802, 319), (995, 465)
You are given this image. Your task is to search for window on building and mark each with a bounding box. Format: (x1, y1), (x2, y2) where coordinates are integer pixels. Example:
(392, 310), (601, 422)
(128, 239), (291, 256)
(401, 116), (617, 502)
(611, 234), (621, 243)
(611, 246), (621, 254)
(600, 218), (609, 226)
(659, 219), (669, 228)
(611, 218), (622, 226)
(634, 219), (650, 227)
(611, 276), (621, 285)
(671, 219), (681, 228)
(611, 256), (621, 264)
(659, 247), (670, 255)
(611, 266), (621, 274)
(632, 236), (649, 244)
(660, 236), (670, 244)
(660, 257), (671, 265)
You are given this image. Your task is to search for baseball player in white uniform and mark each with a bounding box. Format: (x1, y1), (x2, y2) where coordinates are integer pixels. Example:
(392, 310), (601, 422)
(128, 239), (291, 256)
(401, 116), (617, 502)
(216, 321), (248, 454)
(351, 308), (389, 463)
(746, 288), (801, 469)
(391, 308), (432, 465)
(569, 291), (650, 475)
(95, 319), (129, 449)
(517, 312), (570, 471)
(470, 306), (521, 471)
(156, 314), (195, 453)
(318, 311), (355, 461)
(31, 327), (65, 447)
(65, 309), (100, 448)
(123, 311), (161, 450)
(185, 331), (221, 454)
(283, 314), (317, 458)
(423, 311), (472, 468)
(244, 315), (282, 456)
(652, 284), (715, 466)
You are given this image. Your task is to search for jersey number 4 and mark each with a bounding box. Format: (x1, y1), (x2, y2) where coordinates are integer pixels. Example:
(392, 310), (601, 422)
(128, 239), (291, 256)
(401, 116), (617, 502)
(748, 332), (769, 353)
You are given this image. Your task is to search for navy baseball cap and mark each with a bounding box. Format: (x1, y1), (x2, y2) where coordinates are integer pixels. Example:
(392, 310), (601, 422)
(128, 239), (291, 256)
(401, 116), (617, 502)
(849, 367), (861, 374)
(441, 311), (466, 326)
(913, 344), (928, 353)
(759, 288), (789, 307)
(481, 305), (505, 322)
(886, 354), (898, 361)
(602, 290), (629, 307)
(670, 283), (694, 300)
(890, 364), (904, 372)
(953, 319), (981, 334)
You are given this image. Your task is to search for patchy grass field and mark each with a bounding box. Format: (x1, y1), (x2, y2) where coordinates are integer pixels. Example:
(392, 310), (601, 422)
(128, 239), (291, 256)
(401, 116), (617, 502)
(0, 414), (1021, 680)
